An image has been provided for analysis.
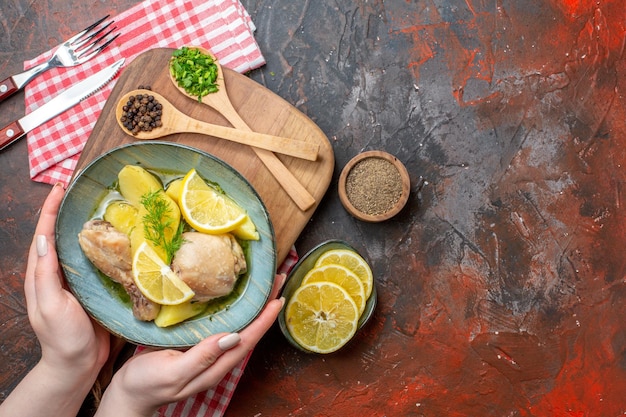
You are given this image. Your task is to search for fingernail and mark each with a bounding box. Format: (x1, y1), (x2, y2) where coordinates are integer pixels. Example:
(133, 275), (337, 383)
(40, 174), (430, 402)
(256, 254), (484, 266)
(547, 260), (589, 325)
(278, 273), (287, 288)
(218, 333), (241, 351)
(36, 235), (48, 257)
(278, 296), (286, 308)
(54, 181), (66, 190)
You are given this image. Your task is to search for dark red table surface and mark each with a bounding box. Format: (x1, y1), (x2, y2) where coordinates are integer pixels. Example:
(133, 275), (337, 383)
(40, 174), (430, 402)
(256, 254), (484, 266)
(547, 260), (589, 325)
(2, 1), (626, 416)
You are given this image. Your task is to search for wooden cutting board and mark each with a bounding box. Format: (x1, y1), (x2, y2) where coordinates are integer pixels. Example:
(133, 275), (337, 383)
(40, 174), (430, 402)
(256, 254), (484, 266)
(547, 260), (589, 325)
(74, 48), (334, 265)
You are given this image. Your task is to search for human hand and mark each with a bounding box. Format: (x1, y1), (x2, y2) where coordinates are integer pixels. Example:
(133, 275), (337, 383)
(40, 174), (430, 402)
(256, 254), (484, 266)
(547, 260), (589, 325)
(24, 183), (110, 382)
(96, 274), (287, 417)
(0, 183), (113, 417)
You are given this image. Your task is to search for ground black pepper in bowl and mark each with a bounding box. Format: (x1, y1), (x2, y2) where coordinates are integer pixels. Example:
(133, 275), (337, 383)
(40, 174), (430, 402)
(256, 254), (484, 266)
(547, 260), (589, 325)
(345, 157), (402, 216)
(119, 87), (163, 136)
(339, 151), (410, 222)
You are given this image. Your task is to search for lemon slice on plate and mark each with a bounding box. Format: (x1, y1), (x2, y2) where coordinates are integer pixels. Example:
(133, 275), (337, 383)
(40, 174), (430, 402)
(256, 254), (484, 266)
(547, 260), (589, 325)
(285, 282), (359, 353)
(231, 216), (260, 241)
(315, 249), (373, 298)
(301, 264), (366, 315)
(179, 168), (247, 234)
(165, 178), (183, 204)
(132, 242), (195, 305)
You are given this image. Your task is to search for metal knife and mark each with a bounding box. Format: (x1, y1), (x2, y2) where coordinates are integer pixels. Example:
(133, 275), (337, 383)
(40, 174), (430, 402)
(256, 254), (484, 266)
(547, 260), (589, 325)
(0, 58), (125, 151)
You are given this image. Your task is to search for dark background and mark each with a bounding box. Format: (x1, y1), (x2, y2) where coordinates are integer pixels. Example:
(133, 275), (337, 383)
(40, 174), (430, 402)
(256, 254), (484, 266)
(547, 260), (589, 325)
(2, 1), (626, 415)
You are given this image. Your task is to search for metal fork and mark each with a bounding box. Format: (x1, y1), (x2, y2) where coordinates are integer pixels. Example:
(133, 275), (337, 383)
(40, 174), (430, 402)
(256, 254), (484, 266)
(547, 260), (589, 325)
(0, 15), (119, 103)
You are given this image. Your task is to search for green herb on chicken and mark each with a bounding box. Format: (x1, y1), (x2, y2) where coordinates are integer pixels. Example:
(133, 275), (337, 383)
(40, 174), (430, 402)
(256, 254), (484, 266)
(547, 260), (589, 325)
(140, 190), (185, 264)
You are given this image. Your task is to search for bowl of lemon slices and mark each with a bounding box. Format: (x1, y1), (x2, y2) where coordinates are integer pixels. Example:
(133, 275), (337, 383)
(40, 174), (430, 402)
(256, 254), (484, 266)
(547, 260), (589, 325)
(278, 240), (376, 354)
(56, 141), (276, 348)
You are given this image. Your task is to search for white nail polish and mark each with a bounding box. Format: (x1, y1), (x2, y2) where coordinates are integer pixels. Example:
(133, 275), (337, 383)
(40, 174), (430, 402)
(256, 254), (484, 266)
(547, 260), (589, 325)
(279, 273), (287, 289)
(36, 235), (48, 257)
(218, 333), (241, 350)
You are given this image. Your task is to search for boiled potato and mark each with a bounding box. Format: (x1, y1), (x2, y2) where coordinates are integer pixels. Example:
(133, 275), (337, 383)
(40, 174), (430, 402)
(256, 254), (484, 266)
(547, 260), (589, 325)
(104, 201), (138, 236)
(118, 165), (163, 207)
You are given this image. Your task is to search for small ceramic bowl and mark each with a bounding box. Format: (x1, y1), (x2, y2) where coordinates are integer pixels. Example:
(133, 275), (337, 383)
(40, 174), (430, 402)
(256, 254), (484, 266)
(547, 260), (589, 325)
(338, 150), (410, 222)
(278, 240), (377, 353)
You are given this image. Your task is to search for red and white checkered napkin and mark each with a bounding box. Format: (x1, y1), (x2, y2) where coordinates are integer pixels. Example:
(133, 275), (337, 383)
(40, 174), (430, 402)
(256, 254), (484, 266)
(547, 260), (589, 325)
(23, 0), (266, 185)
(136, 247), (298, 417)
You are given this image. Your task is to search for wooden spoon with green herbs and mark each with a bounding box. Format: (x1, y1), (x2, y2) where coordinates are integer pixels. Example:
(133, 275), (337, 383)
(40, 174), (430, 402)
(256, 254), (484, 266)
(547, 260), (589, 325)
(169, 46), (317, 212)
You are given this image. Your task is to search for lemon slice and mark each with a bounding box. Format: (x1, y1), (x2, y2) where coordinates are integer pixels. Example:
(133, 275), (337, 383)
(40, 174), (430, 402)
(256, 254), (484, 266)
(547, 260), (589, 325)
(285, 282), (359, 353)
(132, 242), (195, 305)
(315, 249), (373, 298)
(232, 216), (260, 240)
(165, 178), (183, 204)
(179, 169), (247, 234)
(301, 264), (366, 315)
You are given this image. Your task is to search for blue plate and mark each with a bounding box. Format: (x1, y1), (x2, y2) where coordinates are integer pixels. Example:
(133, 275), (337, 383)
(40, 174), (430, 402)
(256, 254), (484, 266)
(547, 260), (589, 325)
(56, 141), (276, 348)
(278, 239), (377, 353)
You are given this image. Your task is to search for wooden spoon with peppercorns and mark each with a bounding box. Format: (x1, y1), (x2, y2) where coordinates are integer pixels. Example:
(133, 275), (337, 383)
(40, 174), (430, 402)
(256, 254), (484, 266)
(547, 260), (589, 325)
(115, 89), (319, 161)
(168, 46), (317, 212)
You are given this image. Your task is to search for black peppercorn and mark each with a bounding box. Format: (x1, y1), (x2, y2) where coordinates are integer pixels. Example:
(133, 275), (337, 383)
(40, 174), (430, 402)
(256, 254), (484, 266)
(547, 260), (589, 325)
(120, 88), (163, 136)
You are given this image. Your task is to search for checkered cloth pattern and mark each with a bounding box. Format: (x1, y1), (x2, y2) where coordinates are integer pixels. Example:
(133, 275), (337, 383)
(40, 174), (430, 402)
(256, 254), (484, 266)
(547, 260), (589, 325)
(23, 0), (266, 185)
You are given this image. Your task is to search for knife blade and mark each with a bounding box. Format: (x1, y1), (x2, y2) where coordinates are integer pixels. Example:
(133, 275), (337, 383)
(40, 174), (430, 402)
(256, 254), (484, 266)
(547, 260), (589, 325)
(0, 58), (125, 151)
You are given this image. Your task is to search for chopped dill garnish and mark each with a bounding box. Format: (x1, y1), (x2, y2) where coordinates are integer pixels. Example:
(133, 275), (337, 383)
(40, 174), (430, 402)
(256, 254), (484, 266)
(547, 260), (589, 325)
(140, 190), (184, 264)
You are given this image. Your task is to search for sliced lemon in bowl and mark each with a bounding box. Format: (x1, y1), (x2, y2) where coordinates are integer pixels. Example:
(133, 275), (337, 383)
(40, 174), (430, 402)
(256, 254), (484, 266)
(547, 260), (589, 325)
(301, 264), (366, 315)
(132, 242), (195, 305)
(179, 168), (247, 234)
(315, 249), (373, 298)
(285, 282), (359, 354)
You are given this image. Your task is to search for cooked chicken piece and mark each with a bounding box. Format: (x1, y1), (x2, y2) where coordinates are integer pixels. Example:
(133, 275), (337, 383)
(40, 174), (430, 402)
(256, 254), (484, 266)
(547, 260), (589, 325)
(171, 232), (247, 302)
(78, 219), (160, 321)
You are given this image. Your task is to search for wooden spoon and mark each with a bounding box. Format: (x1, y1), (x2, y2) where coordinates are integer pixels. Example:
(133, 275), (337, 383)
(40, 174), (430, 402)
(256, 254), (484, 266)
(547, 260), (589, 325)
(169, 46), (316, 211)
(115, 90), (319, 161)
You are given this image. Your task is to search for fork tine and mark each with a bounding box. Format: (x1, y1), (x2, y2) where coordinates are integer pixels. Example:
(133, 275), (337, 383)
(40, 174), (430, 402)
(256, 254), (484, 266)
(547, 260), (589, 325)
(72, 16), (119, 63)
(72, 20), (115, 50)
(76, 31), (120, 63)
(65, 15), (111, 45)
(80, 15), (111, 37)
(76, 25), (118, 54)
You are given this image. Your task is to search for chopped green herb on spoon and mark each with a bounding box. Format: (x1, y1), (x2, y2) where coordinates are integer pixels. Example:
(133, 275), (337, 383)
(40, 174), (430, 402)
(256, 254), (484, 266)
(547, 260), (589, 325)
(170, 46), (219, 102)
